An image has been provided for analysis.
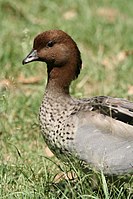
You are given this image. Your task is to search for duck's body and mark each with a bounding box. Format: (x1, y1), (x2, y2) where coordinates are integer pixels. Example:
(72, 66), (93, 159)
(23, 30), (133, 174)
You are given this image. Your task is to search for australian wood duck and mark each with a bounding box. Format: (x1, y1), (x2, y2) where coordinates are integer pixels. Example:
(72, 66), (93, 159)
(22, 30), (133, 174)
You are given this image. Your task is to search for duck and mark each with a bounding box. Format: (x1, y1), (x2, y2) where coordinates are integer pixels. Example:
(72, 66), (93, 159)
(22, 30), (133, 175)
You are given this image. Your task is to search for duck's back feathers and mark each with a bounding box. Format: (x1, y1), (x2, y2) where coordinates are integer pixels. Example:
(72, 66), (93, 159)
(81, 96), (133, 125)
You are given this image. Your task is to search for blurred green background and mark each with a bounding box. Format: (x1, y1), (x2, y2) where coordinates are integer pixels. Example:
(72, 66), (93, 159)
(0, 0), (133, 198)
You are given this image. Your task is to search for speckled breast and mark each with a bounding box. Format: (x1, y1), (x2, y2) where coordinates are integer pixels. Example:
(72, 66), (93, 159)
(39, 97), (77, 157)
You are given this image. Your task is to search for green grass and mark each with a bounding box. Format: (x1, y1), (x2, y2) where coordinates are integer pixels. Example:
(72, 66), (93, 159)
(0, 0), (133, 198)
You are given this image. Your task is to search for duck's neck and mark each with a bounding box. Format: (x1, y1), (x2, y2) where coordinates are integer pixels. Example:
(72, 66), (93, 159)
(45, 79), (69, 99)
(45, 63), (76, 97)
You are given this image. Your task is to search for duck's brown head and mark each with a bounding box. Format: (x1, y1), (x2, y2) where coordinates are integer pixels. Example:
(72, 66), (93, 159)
(22, 30), (82, 88)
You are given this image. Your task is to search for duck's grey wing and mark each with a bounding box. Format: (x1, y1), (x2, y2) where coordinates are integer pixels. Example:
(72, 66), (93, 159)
(73, 97), (133, 174)
(74, 111), (133, 174)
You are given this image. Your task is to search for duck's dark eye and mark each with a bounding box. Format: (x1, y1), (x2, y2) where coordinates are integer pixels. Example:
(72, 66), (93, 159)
(47, 41), (54, 47)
